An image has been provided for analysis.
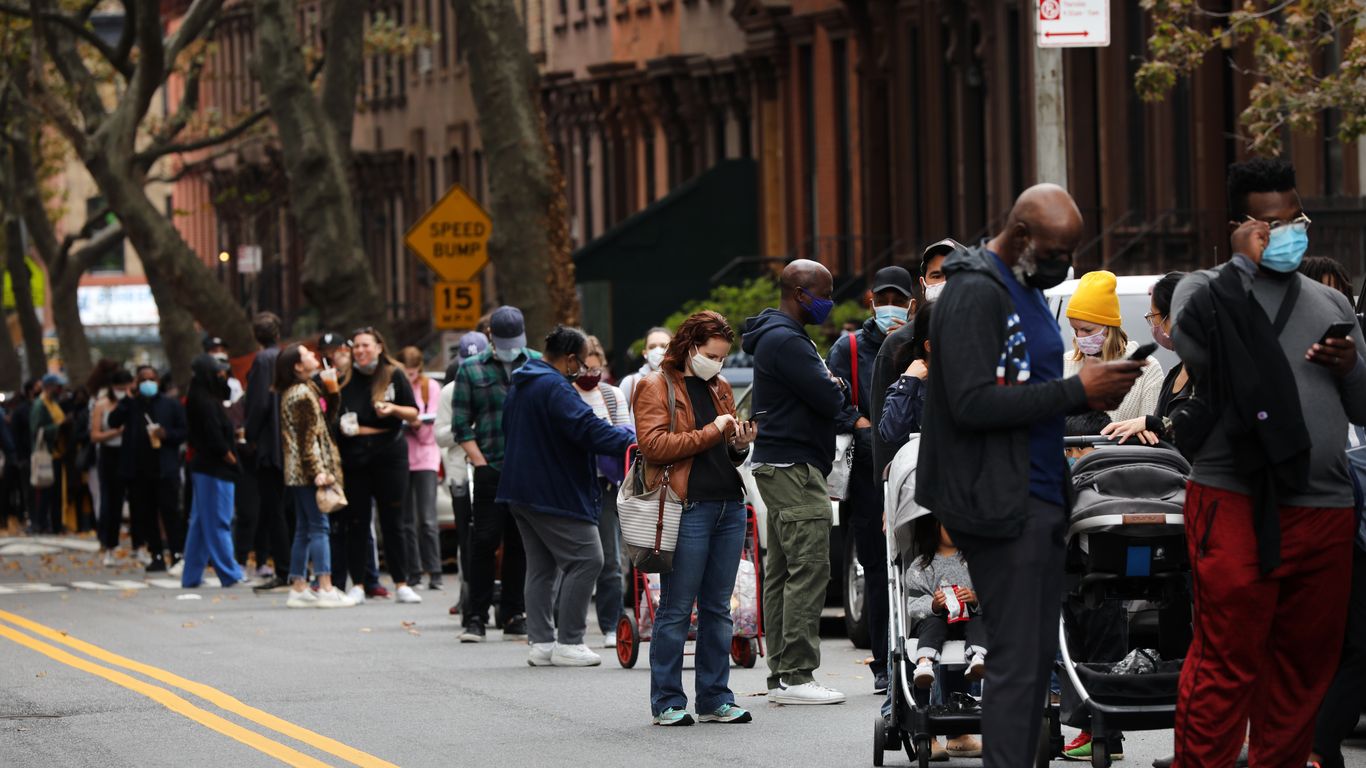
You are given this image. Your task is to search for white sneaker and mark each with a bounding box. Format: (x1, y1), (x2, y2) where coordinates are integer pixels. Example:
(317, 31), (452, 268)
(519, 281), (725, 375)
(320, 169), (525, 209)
(765, 681), (788, 703)
(135, 549), (153, 566)
(550, 643), (602, 667)
(316, 587), (356, 608)
(965, 648), (986, 682)
(770, 681), (846, 705)
(102, 553), (117, 568)
(395, 585), (423, 604)
(914, 659), (937, 689)
(286, 588), (320, 609)
(167, 559), (185, 577)
(527, 643), (555, 667)
(603, 631), (617, 648)
(346, 586), (366, 605)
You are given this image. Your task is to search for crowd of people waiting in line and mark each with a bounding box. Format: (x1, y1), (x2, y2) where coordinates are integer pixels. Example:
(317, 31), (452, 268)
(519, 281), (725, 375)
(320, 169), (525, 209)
(1, 157), (1362, 765)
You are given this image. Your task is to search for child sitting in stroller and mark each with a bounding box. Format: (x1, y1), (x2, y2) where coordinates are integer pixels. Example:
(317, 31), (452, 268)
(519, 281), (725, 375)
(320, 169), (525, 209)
(906, 515), (987, 688)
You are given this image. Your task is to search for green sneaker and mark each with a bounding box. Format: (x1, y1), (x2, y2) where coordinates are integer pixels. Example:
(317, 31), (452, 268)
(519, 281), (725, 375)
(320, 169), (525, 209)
(1062, 739), (1092, 761)
(698, 703), (752, 724)
(653, 707), (695, 726)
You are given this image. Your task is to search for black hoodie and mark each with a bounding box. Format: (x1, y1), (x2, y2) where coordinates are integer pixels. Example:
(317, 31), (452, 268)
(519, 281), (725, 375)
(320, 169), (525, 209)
(914, 246), (1088, 538)
(187, 355), (239, 481)
(740, 308), (847, 474)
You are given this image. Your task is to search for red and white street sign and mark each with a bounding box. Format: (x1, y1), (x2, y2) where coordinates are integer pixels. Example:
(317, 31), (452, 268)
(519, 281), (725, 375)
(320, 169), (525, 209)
(1037, 0), (1109, 48)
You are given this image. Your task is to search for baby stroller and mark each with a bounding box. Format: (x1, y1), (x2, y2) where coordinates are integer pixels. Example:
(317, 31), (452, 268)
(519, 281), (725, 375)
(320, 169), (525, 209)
(874, 435), (983, 768)
(1043, 437), (1192, 768)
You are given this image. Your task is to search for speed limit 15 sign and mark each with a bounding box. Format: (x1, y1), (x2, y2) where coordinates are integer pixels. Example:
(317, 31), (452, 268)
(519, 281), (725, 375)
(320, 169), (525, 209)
(434, 279), (482, 330)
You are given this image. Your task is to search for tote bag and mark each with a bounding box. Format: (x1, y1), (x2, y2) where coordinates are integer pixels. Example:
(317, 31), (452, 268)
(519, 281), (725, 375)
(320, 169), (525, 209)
(618, 373), (684, 573)
(30, 437), (54, 489)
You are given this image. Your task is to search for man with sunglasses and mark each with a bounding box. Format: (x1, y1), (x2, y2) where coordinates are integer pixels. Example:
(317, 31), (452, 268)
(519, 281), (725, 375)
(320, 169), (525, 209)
(1167, 158), (1366, 768)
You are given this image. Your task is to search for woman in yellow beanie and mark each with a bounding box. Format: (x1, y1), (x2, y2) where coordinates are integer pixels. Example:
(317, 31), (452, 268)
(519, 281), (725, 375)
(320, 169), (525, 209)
(1062, 270), (1165, 422)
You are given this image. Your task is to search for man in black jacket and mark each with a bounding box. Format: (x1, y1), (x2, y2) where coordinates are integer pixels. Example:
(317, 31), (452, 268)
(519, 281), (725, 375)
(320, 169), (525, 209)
(916, 185), (1141, 765)
(741, 259), (849, 706)
(180, 355), (245, 588)
(240, 313), (292, 590)
(826, 265), (913, 694)
(110, 366), (189, 573)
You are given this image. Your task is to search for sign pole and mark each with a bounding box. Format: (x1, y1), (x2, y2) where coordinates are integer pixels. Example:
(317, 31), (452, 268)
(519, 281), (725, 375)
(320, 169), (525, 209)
(1034, 1), (1068, 187)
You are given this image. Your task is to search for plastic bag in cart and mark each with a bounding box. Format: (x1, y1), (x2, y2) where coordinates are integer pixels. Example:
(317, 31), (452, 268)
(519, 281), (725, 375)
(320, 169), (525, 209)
(730, 559), (758, 637)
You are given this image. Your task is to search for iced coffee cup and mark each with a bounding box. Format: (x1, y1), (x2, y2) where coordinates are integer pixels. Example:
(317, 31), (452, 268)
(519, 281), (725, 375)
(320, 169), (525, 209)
(147, 423), (162, 449)
(340, 412), (359, 436)
(320, 367), (339, 394)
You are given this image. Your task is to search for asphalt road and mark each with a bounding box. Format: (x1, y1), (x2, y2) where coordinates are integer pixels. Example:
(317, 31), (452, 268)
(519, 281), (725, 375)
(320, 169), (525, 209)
(1, 536), (1363, 768)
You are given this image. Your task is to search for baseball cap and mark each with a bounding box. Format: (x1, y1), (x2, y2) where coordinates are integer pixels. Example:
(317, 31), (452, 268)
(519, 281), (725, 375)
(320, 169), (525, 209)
(41, 373), (67, 388)
(318, 331), (350, 352)
(870, 266), (914, 298)
(921, 238), (964, 276)
(489, 306), (526, 352)
(201, 334), (226, 352)
(457, 331), (489, 361)
(191, 354), (231, 378)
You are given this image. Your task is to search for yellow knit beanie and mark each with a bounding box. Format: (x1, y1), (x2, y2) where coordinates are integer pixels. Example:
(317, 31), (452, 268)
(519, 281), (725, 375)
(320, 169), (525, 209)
(1066, 270), (1121, 327)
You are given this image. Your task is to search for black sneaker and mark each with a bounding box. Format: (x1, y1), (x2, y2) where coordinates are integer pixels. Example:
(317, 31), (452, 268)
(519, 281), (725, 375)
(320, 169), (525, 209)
(459, 619), (486, 643)
(873, 671), (889, 695)
(146, 558), (167, 573)
(502, 614), (527, 639)
(252, 575), (290, 593)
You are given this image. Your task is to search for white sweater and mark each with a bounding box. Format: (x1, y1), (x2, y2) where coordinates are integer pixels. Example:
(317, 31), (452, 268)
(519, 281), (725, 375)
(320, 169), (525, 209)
(1062, 340), (1166, 423)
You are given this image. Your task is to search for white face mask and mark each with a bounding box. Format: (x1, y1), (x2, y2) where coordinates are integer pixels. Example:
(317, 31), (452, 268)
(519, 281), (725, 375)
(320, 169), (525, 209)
(923, 281), (946, 303)
(690, 350), (723, 381)
(1076, 330), (1107, 357)
(645, 347), (666, 371)
(493, 348), (521, 363)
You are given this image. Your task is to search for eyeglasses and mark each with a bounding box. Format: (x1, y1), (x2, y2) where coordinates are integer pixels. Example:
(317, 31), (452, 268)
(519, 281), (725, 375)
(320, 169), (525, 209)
(1266, 213), (1312, 234)
(1144, 311), (1164, 327)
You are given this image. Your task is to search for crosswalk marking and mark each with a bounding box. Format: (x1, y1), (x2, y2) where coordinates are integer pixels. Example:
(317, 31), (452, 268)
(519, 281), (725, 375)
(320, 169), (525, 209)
(0, 577), (231, 595)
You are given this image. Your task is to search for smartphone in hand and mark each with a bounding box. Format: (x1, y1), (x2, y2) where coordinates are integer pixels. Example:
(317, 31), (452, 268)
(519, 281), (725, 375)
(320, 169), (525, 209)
(1319, 321), (1356, 345)
(1128, 342), (1158, 362)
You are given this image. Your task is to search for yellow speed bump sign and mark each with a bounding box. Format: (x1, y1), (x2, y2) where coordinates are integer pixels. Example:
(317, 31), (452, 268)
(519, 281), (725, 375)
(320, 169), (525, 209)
(434, 280), (481, 330)
(405, 185), (492, 282)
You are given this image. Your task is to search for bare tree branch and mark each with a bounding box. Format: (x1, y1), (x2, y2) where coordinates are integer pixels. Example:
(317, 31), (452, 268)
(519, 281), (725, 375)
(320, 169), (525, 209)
(320, 0), (366, 150)
(0, 0), (132, 77)
(133, 104), (270, 165)
(164, 0), (224, 66)
(125, 0), (166, 129)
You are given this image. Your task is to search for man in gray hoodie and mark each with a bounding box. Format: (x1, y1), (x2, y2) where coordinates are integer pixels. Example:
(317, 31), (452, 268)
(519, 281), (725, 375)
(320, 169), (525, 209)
(742, 259), (849, 706)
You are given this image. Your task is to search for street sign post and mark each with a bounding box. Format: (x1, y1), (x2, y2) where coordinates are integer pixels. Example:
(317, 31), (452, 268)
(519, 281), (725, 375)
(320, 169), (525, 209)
(404, 185), (492, 282)
(433, 280), (482, 330)
(237, 244), (262, 274)
(1036, 0), (1109, 48)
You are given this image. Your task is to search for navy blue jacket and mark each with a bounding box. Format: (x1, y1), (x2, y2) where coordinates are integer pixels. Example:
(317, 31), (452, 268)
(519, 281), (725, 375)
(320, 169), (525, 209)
(740, 308), (847, 474)
(826, 316), (887, 431)
(109, 393), (188, 480)
(495, 359), (635, 522)
(878, 375), (927, 445)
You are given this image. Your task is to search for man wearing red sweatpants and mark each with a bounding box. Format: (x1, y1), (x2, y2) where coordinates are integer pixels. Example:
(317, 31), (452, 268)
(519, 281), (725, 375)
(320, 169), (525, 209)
(1169, 158), (1366, 767)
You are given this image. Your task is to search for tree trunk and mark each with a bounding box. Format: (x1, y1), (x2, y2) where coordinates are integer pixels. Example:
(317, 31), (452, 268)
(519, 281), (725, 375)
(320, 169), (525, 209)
(7, 115), (95, 385)
(145, 269), (199, 388)
(252, 0), (386, 336)
(454, 0), (581, 341)
(81, 148), (257, 359)
(3, 214), (46, 379)
(0, 315), (21, 392)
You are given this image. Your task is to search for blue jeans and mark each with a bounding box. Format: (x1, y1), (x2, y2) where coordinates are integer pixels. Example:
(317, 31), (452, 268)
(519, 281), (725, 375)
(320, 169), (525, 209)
(181, 473), (244, 587)
(288, 487), (331, 581)
(649, 499), (746, 716)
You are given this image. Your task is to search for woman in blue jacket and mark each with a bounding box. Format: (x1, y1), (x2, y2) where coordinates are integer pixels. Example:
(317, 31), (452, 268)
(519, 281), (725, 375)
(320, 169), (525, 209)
(496, 326), (636, 668)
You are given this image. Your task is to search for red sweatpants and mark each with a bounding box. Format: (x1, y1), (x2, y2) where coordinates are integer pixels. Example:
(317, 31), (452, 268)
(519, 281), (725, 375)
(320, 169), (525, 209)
(1173, 482), (1354, 768)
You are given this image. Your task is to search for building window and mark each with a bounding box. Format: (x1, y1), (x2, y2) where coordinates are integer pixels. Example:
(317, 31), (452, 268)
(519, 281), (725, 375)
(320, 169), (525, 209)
(439, 0), (450, 68)
(447, 148), (463, 188)
(644, 131), (657, 205)
(474, 150), (485, 203)
(713, 112), (727, 164)
(799, 43), (817, 251)
(832, 37), (852, 277)
(581, 131), (594, 241)
(428, 156), (439, 205)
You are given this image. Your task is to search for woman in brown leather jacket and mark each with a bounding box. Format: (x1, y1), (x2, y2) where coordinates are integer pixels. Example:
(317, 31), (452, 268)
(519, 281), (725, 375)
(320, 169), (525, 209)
(633, 310), (758, 726)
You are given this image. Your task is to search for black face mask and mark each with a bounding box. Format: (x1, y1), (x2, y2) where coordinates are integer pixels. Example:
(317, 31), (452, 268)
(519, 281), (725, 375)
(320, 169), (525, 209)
(1026, 258), (1071, 290)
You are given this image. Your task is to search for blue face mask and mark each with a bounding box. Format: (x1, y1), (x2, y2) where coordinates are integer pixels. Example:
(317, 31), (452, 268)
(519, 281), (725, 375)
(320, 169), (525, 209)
(1260, 227), (1309, 273)
(138, 381), (159, 398)
(873, 305), (909, 333)
(800, 288), (835, 326)
(1066, 454), (1078, 468)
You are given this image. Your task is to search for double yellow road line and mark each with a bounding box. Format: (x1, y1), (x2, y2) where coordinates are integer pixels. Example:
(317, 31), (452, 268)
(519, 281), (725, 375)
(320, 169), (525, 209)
(0, 609), (397, 767)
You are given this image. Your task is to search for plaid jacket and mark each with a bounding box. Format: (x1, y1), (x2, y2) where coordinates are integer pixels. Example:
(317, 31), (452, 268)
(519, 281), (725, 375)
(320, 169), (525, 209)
(451, 348), (541, 471)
